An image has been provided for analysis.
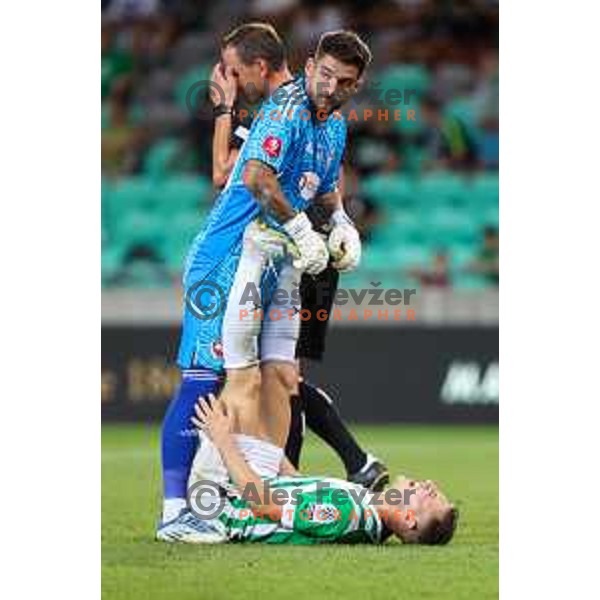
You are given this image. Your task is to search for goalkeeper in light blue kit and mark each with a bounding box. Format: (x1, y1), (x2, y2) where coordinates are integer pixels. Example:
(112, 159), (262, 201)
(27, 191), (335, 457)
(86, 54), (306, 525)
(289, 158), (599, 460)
(158, 31), (368, 540)
(185, 395), (458, 546)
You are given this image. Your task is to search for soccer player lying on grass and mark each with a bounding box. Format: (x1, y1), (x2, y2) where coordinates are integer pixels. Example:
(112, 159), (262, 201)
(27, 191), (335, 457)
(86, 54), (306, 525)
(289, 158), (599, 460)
(171, 395), (458, 545)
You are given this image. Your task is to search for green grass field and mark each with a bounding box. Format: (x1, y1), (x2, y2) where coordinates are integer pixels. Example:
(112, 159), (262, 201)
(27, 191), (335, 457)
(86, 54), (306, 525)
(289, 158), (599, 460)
(102, 424), (498, 600)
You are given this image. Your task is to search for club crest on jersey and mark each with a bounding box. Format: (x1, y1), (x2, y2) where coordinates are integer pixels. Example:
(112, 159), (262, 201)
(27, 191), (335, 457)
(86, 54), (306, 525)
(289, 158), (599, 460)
(211, 340), (224, 359)
(262, 135), (282, 158)
(298, 171), (321, 201)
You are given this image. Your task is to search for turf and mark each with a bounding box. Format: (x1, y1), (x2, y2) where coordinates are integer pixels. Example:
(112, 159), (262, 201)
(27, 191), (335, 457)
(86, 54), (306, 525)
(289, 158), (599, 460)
(102, 424), (498, 600)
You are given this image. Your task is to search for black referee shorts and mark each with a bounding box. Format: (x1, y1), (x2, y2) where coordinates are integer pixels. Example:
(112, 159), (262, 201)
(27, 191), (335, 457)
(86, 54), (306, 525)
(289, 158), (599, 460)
(296, 266), (339, 361)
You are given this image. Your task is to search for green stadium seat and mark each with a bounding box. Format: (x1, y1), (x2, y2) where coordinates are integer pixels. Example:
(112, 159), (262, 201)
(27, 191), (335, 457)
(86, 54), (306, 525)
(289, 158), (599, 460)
(379, 64), (431, 98)
(114, 209), (165, 249)
(373, 219), (425, 246)
(101, 245), (126, 284)
(143, 138), (181, 179)
(161, 210), (208, 270)
(155, 176), (214, 215)
(175, 65), (211, 112)
(361, 246), (393, 272)
(449, 243), (479, 270)
(388, 244), (430, 268)
(469, 173), (499, 206)
(362, 173), (416, 207)
(109, 177), (158, 216)
(475, 206), (499, 228)
(378, 64), (429, 137)
(387, 207), (419, 226)
(415, 172), (470, 207)
(423, 207), (478, 246)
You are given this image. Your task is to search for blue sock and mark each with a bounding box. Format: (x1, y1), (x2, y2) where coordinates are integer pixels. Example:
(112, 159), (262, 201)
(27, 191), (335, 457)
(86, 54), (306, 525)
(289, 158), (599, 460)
(161, 369), (220, 508)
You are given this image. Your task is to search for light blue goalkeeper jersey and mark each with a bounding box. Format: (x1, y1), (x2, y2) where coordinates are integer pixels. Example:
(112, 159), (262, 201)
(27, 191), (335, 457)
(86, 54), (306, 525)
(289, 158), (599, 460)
(177, 78), (347, 371)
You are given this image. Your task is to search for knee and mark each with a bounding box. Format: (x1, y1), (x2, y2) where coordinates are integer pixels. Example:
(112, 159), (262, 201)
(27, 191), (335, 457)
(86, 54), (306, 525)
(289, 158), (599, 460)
(263, 362), (298, 394)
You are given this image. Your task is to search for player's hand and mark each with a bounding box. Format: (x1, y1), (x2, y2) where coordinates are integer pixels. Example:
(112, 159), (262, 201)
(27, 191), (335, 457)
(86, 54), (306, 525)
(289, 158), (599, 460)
(210, 63), (237, 108)
(191, 394), (232, 445)
(283, 212), (329, 275)
(328, 223), (362, 272)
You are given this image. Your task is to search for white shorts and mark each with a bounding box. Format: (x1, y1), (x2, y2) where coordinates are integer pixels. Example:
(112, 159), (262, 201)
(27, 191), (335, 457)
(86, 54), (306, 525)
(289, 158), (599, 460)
(222, 220), (301, 370)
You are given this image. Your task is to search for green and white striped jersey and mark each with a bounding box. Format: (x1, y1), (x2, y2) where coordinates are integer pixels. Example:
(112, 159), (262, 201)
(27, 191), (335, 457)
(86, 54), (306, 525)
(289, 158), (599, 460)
(217, 476), (385, 545)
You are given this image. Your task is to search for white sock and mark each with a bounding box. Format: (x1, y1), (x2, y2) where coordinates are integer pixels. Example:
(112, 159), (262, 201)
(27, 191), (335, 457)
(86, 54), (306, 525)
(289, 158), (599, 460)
(234, 434), (283, 479)
(162, 497), (187, 523)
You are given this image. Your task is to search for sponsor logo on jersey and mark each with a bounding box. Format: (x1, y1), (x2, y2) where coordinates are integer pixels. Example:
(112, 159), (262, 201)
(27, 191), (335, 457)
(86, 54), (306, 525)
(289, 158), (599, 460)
(262, 135), (282, 158)
(298, 171), (321, 201)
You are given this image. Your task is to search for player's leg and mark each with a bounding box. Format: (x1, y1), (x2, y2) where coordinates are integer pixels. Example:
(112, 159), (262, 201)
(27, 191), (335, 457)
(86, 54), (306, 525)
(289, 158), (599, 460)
(160, 370), (221, 522)
(220, 222), (269, 439)
(260, 362), (296, 446)
(259, 258), (302, 447)
(158, 234), (240, 540)
(284, 384), (305, 469)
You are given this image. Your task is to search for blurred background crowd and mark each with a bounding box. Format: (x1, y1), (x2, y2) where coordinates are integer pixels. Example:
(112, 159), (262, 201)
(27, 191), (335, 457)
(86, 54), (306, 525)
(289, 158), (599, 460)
(101, 0), (499, 291)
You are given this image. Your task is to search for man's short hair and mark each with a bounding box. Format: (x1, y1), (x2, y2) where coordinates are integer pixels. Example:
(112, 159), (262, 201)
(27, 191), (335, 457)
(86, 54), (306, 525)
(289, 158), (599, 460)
(315, 30), (372, 78)
(222, 22), (286, 72)
(417, 507), (459, 545)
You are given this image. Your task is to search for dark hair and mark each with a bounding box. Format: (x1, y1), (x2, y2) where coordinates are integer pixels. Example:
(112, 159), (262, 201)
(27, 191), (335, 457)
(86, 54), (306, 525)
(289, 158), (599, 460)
(222, 22), (286, 72)
(315, 30), (372, 78)
(417, 507), (459, 545)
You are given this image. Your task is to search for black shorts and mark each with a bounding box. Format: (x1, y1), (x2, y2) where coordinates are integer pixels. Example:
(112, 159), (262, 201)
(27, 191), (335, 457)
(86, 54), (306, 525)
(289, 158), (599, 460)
(296, 266), (339, 361)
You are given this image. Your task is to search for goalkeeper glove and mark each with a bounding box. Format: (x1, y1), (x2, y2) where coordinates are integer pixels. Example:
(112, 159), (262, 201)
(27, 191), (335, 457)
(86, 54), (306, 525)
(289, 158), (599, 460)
(283, 212), (329, 275)
(328, 208), (362, 272)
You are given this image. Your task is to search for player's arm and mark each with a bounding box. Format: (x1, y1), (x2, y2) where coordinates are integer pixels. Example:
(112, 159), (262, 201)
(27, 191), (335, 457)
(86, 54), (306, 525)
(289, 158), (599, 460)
(191, 395), (284, 518)
(210, 63), (238, 188)
(242, 159), (296, 222)
(212, 121), (239, 188)
(242, 158), (328, 274)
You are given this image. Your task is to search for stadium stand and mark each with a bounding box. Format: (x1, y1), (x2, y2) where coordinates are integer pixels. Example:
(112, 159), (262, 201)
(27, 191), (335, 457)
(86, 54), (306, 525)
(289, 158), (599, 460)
(101, 1), (498, 290)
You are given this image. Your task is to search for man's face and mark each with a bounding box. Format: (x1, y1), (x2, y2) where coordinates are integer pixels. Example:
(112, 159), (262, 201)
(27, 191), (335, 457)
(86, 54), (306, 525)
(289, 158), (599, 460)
(393, 476), (452, 538)
(305, 54), (361, 114)
(221, 45), (267, 104)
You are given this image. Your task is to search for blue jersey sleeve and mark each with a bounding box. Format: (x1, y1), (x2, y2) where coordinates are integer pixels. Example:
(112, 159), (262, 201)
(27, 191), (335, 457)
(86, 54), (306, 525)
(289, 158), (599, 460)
(318, 116), (347, 195)
(243, 101), (300, 174)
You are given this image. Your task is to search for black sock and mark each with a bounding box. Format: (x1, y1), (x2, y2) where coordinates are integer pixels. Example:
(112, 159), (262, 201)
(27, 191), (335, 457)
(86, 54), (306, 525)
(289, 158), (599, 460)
(300, 381), (367, 475)
(284, 394), (305, 469)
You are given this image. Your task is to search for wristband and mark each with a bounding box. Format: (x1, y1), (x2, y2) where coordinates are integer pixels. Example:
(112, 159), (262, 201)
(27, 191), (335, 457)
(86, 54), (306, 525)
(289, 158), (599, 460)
(213, 104), (233, 118)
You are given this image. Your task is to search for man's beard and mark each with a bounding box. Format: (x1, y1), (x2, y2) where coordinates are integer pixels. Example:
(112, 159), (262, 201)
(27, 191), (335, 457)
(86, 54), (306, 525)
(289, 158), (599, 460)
(316, 95), (345, 114)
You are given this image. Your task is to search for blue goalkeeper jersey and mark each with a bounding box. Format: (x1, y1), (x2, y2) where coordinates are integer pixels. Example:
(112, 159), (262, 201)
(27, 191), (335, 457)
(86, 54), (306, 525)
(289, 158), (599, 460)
(177, 78), (347, 370)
